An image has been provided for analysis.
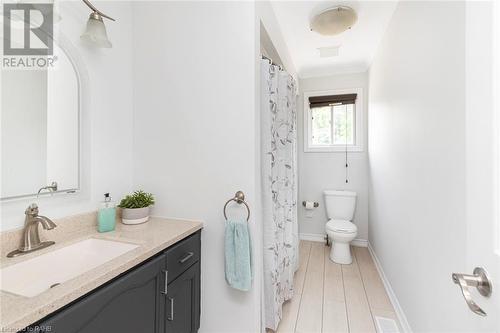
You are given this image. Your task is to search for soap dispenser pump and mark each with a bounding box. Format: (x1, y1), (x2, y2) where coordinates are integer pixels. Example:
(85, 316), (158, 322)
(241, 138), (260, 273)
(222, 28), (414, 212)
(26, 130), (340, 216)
(98, 193), (116, 232)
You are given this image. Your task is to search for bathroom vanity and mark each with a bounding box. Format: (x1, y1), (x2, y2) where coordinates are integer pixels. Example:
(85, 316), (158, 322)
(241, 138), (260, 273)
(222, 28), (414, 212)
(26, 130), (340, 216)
(0, 215), (203, 333)
(35, 231), (200, 333)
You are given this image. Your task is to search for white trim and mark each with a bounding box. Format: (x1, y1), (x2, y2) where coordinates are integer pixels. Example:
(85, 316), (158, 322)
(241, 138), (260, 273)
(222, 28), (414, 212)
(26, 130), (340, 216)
(368, 243), (412, 333)
(494, 0), (500, 255)
(374, 316), (400, 333)
(351, 238), (368, 247)
(299, 233), (367, 248)
(299, 65), (368, 79)
(299, 233), (326, 243)
(303, 88), (364, 153)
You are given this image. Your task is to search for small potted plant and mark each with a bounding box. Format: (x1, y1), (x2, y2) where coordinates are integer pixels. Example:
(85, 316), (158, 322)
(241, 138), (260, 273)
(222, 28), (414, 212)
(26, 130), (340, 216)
(118, 190), (155, 225)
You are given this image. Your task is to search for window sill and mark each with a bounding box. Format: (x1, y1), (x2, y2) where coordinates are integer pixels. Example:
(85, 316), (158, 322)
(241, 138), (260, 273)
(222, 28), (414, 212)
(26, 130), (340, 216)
(304, 145), (364, 153)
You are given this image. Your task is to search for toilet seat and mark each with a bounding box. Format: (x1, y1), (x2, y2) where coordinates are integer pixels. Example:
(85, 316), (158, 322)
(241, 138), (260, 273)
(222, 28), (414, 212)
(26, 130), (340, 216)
(326, 219), (357, 234)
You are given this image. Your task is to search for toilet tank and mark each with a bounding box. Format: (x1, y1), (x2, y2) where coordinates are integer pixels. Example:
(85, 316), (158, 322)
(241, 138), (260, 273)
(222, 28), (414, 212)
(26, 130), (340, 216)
(323, 190), (357, 221)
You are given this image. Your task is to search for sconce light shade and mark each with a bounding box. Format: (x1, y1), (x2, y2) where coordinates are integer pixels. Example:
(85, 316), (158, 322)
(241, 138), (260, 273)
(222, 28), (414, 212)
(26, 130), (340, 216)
(81, 13), (112, 48)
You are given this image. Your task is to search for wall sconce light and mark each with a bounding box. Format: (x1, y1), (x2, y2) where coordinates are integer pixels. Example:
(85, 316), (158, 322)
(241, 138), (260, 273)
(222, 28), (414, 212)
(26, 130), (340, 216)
(80, 0), (115, 48)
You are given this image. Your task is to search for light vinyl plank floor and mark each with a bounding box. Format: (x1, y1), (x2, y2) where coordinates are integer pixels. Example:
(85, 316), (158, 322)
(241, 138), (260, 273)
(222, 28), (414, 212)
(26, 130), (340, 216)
(275, 241), (401, 333)
(295, 242), (326, 333)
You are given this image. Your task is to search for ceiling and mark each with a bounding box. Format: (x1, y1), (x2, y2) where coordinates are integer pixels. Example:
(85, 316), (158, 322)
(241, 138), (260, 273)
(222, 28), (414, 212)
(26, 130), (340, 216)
(271, 1), (398, 78)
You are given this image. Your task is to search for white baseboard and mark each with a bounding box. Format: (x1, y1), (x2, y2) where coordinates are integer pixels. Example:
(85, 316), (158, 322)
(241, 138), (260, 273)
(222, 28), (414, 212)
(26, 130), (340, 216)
(368, 243), (412, 333)
(351, 238), (368, 247)
(299, 233), (326, 243)
(299, 233), (368, 247)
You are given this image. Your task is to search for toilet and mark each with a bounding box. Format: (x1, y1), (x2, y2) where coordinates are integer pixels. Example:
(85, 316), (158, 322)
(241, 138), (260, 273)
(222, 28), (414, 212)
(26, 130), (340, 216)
(324, 190), (357, 264)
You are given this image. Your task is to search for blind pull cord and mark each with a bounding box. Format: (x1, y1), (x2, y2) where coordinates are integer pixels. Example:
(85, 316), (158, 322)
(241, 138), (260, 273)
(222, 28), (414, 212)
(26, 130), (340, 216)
(345, 107), (349, 184)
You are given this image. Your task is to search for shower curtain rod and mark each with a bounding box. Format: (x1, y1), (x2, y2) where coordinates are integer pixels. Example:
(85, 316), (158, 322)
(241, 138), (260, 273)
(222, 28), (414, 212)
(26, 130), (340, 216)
(261, 55), (284, 70)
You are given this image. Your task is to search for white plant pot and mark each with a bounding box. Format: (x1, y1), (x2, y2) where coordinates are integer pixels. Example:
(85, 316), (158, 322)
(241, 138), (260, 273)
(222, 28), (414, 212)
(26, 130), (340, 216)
(121, 207), (150, 225)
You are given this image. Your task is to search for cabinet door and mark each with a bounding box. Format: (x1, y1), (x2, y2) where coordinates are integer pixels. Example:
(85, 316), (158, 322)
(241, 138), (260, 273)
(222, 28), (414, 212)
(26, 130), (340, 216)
(40, 254), (166, 333)
(163, 262), (200, 333)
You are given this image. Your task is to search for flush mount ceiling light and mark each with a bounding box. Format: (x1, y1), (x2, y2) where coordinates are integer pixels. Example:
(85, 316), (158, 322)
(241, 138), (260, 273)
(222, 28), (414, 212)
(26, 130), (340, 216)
(80, 0), (115, 48)
(310, 6), (357, 36)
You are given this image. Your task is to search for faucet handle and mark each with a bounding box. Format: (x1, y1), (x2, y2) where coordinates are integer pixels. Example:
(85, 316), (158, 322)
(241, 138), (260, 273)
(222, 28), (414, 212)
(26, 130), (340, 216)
(25, 203), (39, 216)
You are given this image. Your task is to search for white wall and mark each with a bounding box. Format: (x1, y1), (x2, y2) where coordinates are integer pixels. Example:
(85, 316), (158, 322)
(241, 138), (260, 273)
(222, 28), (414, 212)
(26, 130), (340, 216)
(1, 1), (134, 231)
(256, 0), (297, 78)
(298, 72), (369, 241)
(132, 2), (261, 332)
(368, 1), (467, 331)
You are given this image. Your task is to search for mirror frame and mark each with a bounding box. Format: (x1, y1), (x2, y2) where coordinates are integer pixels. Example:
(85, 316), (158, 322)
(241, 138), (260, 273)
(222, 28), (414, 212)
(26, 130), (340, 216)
(1, 33), (90, 202)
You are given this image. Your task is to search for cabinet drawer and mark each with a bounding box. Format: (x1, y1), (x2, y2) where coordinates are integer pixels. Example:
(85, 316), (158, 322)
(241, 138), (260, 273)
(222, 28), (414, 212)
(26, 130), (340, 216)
(166, 231), (200, 283)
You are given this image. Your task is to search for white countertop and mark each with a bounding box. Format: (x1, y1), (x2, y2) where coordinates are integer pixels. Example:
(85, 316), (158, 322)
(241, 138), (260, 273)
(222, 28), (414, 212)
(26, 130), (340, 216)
(0, 216), (203, 331)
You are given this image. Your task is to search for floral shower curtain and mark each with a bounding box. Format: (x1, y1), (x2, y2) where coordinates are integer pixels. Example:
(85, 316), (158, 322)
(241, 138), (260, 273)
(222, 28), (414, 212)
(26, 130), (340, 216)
(261, 59), (299, 331)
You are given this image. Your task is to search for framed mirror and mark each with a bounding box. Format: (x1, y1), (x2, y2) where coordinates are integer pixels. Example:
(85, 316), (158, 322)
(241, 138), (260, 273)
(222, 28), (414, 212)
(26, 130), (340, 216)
(1, 38), (81, 200)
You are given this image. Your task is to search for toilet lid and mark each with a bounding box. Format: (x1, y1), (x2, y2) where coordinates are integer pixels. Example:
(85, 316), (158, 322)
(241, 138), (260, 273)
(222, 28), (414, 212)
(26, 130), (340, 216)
(326, 219), (357, 233)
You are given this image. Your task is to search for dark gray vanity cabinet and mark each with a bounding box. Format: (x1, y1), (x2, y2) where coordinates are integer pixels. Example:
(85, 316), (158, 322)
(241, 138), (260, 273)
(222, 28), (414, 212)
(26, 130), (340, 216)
(39, 254), (165, 333)
(163, 262), (200, 333)
(31, 231), (201, 333)
(163, 231), (201, 333)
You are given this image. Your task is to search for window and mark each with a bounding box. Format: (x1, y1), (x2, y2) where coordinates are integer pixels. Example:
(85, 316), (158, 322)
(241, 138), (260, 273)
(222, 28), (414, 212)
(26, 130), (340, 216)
(304, 88), (363, 152)
(311, 104), (354, 146)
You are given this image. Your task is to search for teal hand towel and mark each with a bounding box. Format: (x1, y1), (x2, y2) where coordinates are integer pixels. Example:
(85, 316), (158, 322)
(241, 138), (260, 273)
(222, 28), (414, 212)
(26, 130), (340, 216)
(225, 219), (252, 291)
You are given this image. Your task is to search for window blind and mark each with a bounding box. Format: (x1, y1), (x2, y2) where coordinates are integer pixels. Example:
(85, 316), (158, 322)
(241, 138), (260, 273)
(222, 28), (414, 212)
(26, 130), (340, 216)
(308, 93), (357, 108)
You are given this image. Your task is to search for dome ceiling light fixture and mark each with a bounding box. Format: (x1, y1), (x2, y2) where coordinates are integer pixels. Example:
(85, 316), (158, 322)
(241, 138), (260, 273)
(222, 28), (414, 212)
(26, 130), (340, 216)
(310, 6), (358, 36)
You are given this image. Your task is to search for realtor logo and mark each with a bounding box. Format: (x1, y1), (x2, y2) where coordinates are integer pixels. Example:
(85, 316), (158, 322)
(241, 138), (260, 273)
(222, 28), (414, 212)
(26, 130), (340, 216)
(3, 3), (54, 56)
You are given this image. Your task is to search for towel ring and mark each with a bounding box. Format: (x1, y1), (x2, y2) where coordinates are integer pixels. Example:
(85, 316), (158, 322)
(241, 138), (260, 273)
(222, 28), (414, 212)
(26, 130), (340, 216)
(223, 191), (251, 222)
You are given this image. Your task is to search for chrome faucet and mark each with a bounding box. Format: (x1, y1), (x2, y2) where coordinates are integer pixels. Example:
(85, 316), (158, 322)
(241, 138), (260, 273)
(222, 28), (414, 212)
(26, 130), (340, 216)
(7, 204), (57, 258)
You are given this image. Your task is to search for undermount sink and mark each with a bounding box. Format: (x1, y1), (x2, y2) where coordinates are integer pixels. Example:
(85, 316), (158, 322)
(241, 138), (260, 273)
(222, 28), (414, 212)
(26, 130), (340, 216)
(0, 238), (139, 298)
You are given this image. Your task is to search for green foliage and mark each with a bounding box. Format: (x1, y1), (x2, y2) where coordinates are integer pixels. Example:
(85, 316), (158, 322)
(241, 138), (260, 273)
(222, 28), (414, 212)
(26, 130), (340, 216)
(311, 107), (332, 144)
(118, 190), (155, 209)
(333, 105), (354, 145)
(311, 105), (354, 145)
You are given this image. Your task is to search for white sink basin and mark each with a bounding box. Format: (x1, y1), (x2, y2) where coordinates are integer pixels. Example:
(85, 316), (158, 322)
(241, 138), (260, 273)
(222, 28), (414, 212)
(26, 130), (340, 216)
(0, 238), (139, 297)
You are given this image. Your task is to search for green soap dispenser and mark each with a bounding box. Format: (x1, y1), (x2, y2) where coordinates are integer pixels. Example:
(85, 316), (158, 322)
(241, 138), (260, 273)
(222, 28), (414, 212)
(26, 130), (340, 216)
(98, 193), (116, 232)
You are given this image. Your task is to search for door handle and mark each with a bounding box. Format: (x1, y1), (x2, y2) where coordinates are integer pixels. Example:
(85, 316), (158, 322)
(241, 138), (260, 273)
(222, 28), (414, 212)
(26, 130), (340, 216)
(179, 252), (194, 264)
(167, 297), (174, 321)
(451, 267), (492, 316)
(161, 270), (168, 295)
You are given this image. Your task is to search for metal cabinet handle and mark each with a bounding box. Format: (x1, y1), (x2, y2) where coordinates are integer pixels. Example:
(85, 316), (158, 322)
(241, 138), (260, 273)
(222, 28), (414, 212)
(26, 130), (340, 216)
(452, 267), (492, 316)
(167, 297), (174, 321)
(161, 270), (168, 295)
(179, 252), (194, 264)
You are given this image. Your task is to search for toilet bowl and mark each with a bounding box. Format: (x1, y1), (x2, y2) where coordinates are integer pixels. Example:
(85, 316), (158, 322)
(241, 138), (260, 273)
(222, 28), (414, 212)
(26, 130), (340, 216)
(326, 219), (357, 264)
(323, 190), (357, 264)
